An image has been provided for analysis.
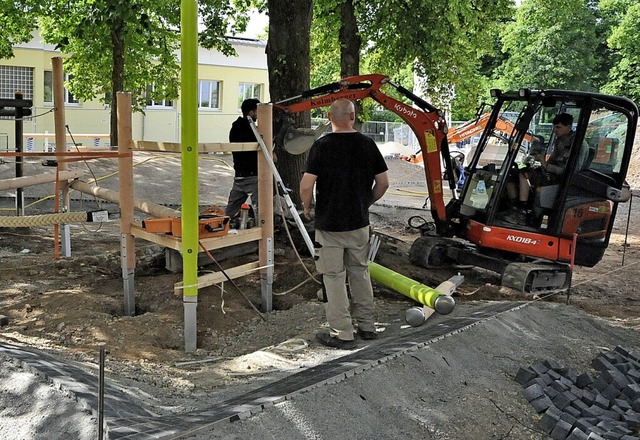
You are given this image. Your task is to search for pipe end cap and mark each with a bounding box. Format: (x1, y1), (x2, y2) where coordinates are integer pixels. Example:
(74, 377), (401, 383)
(434, 295), (455, 315)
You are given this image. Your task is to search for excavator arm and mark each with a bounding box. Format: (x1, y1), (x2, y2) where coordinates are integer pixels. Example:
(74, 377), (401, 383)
(448, 112), (534, 145)
(275, 73), (456, 233)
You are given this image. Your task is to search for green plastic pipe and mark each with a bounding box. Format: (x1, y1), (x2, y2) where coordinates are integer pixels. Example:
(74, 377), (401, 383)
(368, 261), (455, 314)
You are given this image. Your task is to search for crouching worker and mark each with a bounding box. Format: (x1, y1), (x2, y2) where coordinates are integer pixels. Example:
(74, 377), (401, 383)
(225, 98), (261, 222)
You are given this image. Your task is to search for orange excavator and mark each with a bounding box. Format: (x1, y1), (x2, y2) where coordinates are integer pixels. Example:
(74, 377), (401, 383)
(275, 74), (638, 294)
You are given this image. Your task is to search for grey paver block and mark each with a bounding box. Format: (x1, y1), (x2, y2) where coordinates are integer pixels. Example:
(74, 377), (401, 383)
(532, 395), (554, 413)
(567, 428), (589, 440)
(550, 419), (573, 440)
(554, 392), (573, 410)
(524, 383), (545, 402)
(539, 407), (562, 433)
(577, 373), (595, 388)
(623, 384), (640, 400)
(595, 393), (611, 409)
(515, 367), (537, 385)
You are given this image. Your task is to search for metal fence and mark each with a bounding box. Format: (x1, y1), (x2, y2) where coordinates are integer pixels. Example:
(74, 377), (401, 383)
(312, 118), (416, 146)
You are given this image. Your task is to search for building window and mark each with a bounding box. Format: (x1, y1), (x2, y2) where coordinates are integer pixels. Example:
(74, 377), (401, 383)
(146, 84), (173, 108)
(198, 80), (221, 110)
(43, 71), (79, 105)
(0, 66), (33, 99)
(238, 82), (262, 108)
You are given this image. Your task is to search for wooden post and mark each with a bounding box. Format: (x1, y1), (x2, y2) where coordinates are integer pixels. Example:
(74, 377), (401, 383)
(117, 92), (136, 316)
(257, 103), (274, 312)
(52, 57), (71, 256)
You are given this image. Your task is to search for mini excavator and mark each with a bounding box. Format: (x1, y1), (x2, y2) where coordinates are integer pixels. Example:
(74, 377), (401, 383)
(275, 74), (638, 294)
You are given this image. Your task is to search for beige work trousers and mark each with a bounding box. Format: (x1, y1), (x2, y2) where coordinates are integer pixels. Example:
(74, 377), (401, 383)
(315, 226), (375, 341)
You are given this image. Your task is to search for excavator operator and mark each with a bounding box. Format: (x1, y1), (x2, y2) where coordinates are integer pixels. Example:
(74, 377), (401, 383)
(503, 112), (584, 225)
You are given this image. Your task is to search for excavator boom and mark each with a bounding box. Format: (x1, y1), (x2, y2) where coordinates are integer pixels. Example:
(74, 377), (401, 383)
(275, 74), (456, 233)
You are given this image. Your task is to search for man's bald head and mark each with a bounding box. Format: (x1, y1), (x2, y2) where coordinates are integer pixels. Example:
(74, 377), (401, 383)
(328, 99), (356, 131)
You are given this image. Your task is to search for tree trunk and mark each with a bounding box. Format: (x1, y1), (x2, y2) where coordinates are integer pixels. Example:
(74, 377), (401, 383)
(338, 0), (363, 126)
(267, 0), (313, 206)
(110, 24), (125, 147)
(339, 0), (360, 79)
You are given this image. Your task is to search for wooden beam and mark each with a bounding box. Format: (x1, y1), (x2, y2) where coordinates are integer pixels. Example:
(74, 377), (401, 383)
(130, 223), (263, 251)
(70, 180), (180, 218)
(133, 140), (258, 153)
(0, 170), (84, 191)
(173, 261), (261, 293)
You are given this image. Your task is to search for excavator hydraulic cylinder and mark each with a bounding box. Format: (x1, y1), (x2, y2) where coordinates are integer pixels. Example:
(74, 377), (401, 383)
(368, 261), (455, 314)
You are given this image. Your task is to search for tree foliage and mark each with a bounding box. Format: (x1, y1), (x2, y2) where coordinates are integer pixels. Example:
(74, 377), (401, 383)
(495, 0), (599, 92)
(601, 1), (640, 102)
(0, 0), (38, 59)
(39, 0), (181, 109)
(311, 0), (513, 120)
(33, 0), (251, 143)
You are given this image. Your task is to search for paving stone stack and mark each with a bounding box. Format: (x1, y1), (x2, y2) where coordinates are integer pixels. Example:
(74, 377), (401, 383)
(516, 346), (640, 440)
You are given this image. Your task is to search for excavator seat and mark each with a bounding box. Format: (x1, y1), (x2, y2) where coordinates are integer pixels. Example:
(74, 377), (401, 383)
(533, 146), (596, 218)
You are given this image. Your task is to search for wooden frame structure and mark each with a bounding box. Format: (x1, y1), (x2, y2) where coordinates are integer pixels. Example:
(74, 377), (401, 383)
(1, 56), (273, 351)
(116, 97), (275, 350)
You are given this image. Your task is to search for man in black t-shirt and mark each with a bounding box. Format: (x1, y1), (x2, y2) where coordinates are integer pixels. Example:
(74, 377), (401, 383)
(300, 98), (389, 349)
(225, 98), (260, 220)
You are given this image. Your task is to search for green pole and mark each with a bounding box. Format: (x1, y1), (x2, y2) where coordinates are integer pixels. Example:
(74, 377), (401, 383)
(368, 261), (455, 314)
(181, 0), (199, 352)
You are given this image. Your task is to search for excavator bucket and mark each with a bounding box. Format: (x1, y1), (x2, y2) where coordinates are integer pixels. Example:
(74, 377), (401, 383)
(280, 123), (330, 155)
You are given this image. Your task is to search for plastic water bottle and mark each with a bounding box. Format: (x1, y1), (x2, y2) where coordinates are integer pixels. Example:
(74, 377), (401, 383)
(239, 203), (249, 229)
(475, 179), (488, 208)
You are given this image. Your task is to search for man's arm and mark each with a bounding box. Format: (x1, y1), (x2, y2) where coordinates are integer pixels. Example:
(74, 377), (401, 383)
(371, 171), (389, 205)
(299, 172), (317, 219)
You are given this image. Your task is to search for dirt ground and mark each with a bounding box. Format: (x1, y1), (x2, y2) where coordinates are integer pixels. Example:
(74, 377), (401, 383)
(1, 148), (640, 438)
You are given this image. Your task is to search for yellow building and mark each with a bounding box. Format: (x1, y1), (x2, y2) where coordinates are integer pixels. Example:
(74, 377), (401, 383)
(0, 34), (269, 150)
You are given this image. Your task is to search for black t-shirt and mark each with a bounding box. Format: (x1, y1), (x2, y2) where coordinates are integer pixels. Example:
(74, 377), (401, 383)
(305, 132), (388, 232)
(229, 116), (258, 177)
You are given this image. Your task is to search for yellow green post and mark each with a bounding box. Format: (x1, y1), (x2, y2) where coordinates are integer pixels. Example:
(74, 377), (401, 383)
(181, 0), (199, 352)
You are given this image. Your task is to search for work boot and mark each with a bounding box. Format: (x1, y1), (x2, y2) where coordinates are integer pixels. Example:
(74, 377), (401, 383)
(503, 208), (528, 226)
(315, 330), (356, 349)
(357, 328), (378, 340)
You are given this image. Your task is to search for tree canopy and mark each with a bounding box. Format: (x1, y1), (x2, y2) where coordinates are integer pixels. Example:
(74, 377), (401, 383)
(2, 0), (252, 143)
(0, 0), (37, 59)
(311, 0), (514, 120)
(601, 0), (640, 102)
(494, 0), (599, 92)
(2, 0), (639, 130)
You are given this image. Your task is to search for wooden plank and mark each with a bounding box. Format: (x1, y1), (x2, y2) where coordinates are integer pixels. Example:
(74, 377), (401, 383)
(130, 223), (182, 250)
(174, 261), (261, 292)
(133, 140), (258, 153)
(130, 223), (263, 251)
(0, 169), (84, 191)
(133, 141), (182, 152)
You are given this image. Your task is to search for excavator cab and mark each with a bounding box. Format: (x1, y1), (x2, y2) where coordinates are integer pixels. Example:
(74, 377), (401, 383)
(443, 89), (638, 290)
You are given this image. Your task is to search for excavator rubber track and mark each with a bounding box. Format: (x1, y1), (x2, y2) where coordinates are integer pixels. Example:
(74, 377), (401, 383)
(409, 236), (470, 269)
(410, 236), (572, 295)
(501, 262), (571, 295)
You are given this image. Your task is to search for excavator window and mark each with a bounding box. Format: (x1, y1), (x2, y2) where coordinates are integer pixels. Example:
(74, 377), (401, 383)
(584, 108), (628, 175)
